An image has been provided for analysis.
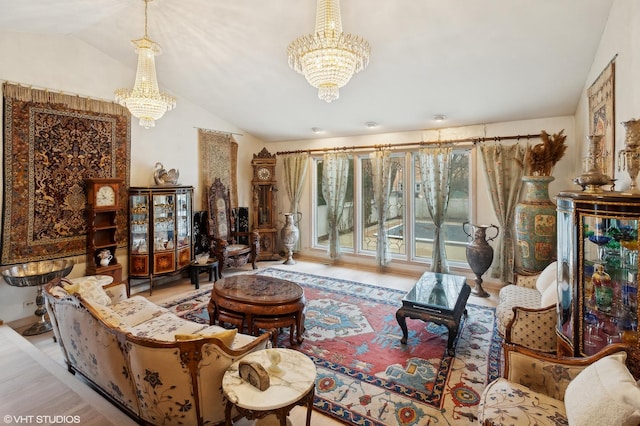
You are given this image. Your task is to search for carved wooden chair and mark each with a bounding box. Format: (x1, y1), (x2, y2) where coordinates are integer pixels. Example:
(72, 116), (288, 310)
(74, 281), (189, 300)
(207, 178), (259, 278)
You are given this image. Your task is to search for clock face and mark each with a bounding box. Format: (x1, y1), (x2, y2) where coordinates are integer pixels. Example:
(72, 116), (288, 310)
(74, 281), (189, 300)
(257, 167), (271, 181)
(96, 185), (116, 207)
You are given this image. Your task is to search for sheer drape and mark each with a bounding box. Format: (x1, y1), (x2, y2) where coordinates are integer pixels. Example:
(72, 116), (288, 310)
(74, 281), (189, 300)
(322, 152), (350, 259)
(418, 146), (454, 273)
(370, 149), (393, 266)
(282, 153), (309, 251)
(480, 143), (526, 283)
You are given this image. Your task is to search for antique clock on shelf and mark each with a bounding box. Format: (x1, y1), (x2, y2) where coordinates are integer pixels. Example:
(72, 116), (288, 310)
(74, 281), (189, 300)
(85, 177), (123, 284)
(252, 147), (280, 260)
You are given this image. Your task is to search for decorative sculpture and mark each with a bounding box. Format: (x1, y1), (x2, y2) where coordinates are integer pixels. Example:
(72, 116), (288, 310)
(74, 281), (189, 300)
(153, 162), (180, 185)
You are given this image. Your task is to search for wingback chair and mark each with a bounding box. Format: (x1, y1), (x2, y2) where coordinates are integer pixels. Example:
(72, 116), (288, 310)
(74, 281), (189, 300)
(207, 178), (259, 278)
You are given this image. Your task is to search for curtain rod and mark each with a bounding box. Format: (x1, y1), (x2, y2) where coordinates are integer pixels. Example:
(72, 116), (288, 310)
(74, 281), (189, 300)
(194, 126), (243, 137)
(276, 133), (542, 156)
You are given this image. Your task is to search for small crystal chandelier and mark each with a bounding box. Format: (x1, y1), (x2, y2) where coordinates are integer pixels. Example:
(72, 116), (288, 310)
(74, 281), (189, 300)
(115, 0), (176, 129)
(287, 0), (370, 103)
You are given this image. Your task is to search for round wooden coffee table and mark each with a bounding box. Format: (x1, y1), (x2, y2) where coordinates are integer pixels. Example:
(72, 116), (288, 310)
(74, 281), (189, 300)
(208, 275), (305, 345)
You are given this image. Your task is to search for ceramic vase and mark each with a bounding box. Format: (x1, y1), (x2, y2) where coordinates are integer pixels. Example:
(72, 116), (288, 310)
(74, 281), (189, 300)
(463, 222), (499, 297)
(515, 176), (557, 273)
(281, 213), (300, 265)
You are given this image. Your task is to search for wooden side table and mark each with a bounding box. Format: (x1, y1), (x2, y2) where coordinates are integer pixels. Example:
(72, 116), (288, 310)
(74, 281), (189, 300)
(189, 259), (219, 289)
(222, 348), (316, 426)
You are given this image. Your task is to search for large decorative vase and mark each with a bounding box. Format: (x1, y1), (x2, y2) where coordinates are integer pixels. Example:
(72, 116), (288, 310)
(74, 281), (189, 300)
(463, 222), (499, 298)
(515, 176), (557, 273)
(281, 213), (300, 265)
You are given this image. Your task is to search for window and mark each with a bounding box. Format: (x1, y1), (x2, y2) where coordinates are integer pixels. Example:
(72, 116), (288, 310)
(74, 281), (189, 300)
(314, 157), (355, 250)
(312, 149), (471, 265)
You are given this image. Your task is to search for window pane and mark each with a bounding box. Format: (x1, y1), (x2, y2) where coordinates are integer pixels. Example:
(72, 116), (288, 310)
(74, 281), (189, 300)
(360, 155), (405, 255)
(314, 158), (354, 250)
(412, 151), (470, 262)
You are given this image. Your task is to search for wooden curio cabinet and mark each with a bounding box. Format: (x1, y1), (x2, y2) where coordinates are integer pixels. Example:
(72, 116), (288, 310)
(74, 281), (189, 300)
(129, 185), (193, 293)
(85, 178), (123, 284)
(252, 148), (280, 260)
(556, 190), (639, 362)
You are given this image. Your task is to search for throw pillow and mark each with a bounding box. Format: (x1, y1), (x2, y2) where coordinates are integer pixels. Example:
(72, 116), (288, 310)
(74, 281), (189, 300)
(535, 261), (557, 294)
(564, 352), (640, 426)
(175, 328), (237, 347)
(540, 280), (558, 308)
(64, 278), (112, 306)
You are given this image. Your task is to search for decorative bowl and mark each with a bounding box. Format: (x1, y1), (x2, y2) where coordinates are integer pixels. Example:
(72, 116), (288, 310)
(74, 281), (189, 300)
(1, 259), (75, 287)
(195, 253), (210, 265)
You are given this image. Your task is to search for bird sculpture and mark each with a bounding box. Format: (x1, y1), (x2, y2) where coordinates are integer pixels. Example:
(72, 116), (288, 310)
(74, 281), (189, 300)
(154, 162), (180, 185)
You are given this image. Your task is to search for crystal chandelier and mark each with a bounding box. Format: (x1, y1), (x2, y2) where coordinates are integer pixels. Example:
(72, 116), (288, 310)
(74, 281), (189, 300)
(287, 0), (370, 103)
(115, 0), (176, 129)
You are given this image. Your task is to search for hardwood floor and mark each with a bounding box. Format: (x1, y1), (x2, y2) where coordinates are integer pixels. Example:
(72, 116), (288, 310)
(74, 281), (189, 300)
(5, 260), (499, 426)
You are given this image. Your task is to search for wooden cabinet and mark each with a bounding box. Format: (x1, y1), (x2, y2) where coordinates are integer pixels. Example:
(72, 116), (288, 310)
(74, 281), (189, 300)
(252, 148), (280, 260)
(129, 186), (193, 293)
(85, 178), (123, 284)
(556, 190), (639, 357)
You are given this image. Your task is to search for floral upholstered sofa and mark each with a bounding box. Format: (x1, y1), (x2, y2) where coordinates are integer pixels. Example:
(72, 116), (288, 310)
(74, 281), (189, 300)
(478, 342), (640, 426)
(43, 276), (270, 425)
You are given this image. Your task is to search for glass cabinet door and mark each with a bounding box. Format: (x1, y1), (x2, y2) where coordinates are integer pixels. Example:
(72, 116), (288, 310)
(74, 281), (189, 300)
(153, 193), (175, 252)
(580, 216), (638, 355)
(176, 191), (191, 249)
(556, 205), (574, 345)
(130, 194), (149, 255)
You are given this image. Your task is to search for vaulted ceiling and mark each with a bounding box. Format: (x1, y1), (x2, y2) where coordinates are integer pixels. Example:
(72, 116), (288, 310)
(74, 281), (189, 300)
(0, 0), (614, 141)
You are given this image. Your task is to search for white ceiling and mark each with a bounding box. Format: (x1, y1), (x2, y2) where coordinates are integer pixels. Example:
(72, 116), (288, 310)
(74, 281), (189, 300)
(0, 0), (614, 142)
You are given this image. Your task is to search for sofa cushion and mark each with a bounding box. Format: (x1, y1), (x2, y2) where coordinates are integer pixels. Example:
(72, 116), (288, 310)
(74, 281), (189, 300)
(127, 312), (210, 341)
(540, 280), (558, 308)
(535, 261), (557, 294)
(176, 328), (238, 347)
(564, 352), (640, 426)
(110, 296), (169, 327)
(478, 377), (567, 425)
(84, 301), (130, 330)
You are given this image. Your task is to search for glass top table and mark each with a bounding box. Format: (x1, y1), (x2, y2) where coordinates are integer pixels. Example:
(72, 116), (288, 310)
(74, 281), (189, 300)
(396, 271), (471, 356)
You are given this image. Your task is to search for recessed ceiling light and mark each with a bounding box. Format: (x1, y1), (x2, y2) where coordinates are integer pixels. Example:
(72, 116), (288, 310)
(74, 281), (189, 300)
(311, 127), (323, 134)
(433, 115), (446, 122)
(365, 121), (378, 128)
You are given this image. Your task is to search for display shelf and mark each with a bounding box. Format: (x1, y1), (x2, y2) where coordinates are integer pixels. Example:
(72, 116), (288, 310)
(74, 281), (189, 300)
(128, 186), (193, 294)
(557, 191), (639, 357)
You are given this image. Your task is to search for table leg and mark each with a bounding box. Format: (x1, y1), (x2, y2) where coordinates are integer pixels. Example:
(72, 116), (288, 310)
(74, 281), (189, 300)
(224, 400), (233, 426)
(194, 268), (200, 290)
(446, 325), (458, 356)
(295, 311), (305, 344)
(208, 266), (214, 282)
(305, 386), (315, 426)
(396, 308), (409, 344)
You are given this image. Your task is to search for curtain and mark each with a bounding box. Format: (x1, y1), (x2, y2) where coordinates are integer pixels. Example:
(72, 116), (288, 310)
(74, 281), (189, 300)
(322, 152), (350, 259)
(480, 143), (526, 283)
(418, 146), (454, 273)
(282, 153), (309, 251)
(370, 149), (393, 266)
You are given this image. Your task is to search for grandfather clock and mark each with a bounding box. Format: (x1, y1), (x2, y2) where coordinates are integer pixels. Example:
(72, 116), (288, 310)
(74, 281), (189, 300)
(252, 148), (280, 260)
(85, 178), (123, 284)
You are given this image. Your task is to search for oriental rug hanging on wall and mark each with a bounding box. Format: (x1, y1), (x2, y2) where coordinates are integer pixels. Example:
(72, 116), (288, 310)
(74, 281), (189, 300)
(198, 129), (238, 211)
(2, 83), (130, 265)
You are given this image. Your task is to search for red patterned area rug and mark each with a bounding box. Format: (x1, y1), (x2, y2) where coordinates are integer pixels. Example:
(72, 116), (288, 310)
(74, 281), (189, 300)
(162, 269), (502, 425)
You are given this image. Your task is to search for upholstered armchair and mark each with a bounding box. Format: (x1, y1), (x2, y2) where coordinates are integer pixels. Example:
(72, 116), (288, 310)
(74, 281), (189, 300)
(495, 262), (558, 353)
(478, 343), (639, 425)
(207, 178), (259, 278)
